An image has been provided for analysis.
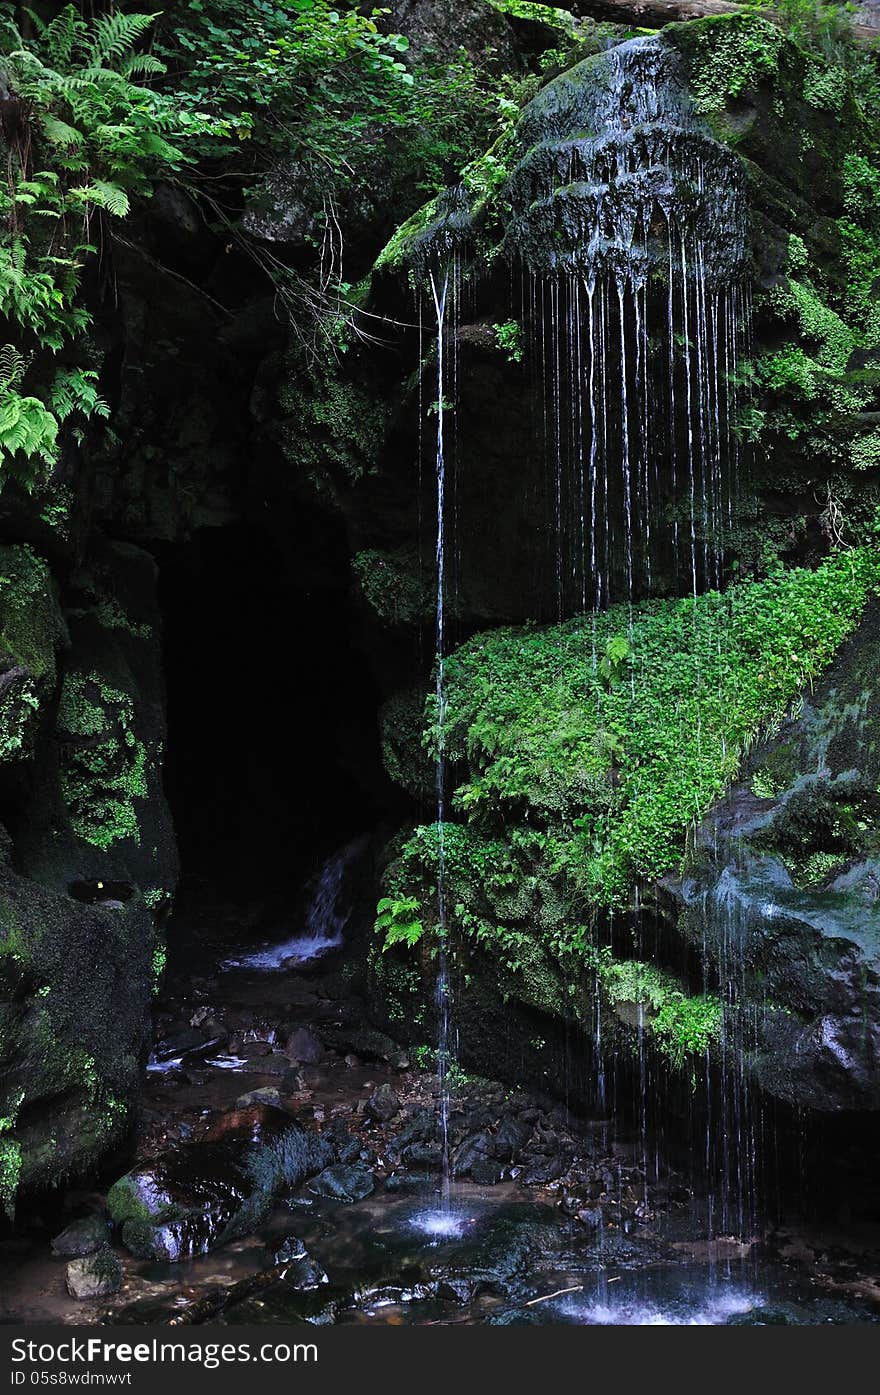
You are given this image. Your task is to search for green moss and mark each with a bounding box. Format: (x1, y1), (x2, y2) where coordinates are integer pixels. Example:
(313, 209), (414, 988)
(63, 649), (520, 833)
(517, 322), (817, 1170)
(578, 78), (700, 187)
(590, 947), (722, 1067)
(386, 549), (880, 974)
(375, 196), (440, 274)
(106, 1174), (164, 1227)
(0, 1136), (22, 1218)
(275, 349), (387, 495)
(668, 13), (785, 118)
(851, 430), (880, 472)
(0, 546), (66, 764)
(143, 888), (172, 914)
(151, 942), (166, 993)
(353, 547), (433, 626)
(0, 545), (63, 680)
(57, 671), (150, 850)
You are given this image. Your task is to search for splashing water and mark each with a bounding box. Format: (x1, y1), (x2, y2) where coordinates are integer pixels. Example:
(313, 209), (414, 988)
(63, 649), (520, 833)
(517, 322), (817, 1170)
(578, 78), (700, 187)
(561, 1286), (760, 1326)
(410, 1207), (473, 1242)
(224, 835), (367, 970)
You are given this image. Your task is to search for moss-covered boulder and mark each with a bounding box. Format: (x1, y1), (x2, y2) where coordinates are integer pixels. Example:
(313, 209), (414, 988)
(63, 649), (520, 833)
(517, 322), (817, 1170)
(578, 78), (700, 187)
(670, 596), (880, 1111)
(0, 541), (177, 1214)
(372, 547), (880, 1110)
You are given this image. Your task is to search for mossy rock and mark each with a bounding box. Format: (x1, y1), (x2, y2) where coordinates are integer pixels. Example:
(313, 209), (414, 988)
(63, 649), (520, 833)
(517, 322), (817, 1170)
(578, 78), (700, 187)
(674, 599), (880, 1110)
(0, 545), (67, 766)
(0, 541), (178, 1212)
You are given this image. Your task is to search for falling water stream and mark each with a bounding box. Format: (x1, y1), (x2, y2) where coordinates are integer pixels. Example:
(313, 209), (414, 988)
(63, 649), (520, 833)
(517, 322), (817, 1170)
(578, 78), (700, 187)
(511, 36), (749, 611)
(429, 269), (453, 1214)
(414, 34), (758, 1252)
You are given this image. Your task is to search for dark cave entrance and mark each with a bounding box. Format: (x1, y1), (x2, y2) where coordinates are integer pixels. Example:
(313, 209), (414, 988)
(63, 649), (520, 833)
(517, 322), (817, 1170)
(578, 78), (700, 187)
(157, 515), (392, 910)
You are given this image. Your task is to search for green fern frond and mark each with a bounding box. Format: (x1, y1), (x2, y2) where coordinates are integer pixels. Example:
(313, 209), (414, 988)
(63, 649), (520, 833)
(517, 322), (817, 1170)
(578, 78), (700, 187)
(41, 4), (82, 69)
(121, 53), (166, 80)
(51, 366), (109, 423)
(0, 391), (59, 469)
(67, 180), (130, 217)
(0, 346), (29, 393)
(85, 12), (159, 68)
(40, 114), (83, 147)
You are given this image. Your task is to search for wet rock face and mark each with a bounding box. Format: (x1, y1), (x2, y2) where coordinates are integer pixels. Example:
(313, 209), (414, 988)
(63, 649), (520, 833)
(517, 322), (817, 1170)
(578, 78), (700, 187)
(672, 603), (880, 1111)
(501, 35), (746, 281)
(387, 0), (520, 70)
(309, 1163), (375, 1203)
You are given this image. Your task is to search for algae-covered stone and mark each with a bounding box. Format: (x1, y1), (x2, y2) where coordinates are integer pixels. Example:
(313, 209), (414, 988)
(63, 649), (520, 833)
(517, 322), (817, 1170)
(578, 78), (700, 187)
(51, 1215), (110, 1258)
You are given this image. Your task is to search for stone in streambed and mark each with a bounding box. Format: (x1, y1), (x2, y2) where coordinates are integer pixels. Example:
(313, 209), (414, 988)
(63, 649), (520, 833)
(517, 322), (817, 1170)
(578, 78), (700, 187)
(322, 1116), (361, 1164)
(196, 1102), (290, 1141)
(220, 1283), (343, 1326)
(519, 1155), (566, 1186)
(364, 1082), (399, 1123)
(285, 1027), (322, 1065)
(51, 1215), (109, 1258)
(272, 1235), (328, 1289)
(253, 1053), (295, 1076)
(309, 1164), (375, 1203)
(471, 1159), (505, 1185)
(66, 1246), (122, 1299)
(108, 1122), (332, 1261)
(233, 1088), (285, 1111)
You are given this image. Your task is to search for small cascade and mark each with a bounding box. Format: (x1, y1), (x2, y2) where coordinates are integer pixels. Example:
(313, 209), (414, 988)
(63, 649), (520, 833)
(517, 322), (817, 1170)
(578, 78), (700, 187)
(224, 834), (367, 971)
(507, 35), (750, 612)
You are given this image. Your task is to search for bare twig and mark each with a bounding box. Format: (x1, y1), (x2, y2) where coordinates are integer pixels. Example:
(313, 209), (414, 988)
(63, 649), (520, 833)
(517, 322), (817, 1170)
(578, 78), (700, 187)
(524, 1284), (584, 1307)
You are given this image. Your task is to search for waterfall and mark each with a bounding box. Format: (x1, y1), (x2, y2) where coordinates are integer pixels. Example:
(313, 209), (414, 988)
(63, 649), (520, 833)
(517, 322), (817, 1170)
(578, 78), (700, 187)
(409, 32), (753, 1228)
(503, 35), (749, 612)
(225, 835), (367, 970)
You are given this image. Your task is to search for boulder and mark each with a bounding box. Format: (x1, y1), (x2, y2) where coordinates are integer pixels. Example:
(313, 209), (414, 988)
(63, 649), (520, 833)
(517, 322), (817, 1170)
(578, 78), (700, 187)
(107, 1121), (333, 1261)
(308, 1164), (375, 1203)
(66, 1247), (122, 1299)
(51, 1215), (109, 1258)
(364, 1082), (400, 1123)
(671, 604), (880, 1112)
(284, 1027), (322, 1065)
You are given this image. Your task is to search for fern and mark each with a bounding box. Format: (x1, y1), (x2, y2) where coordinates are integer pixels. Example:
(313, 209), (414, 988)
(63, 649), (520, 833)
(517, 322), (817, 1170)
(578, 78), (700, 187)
(41, 5), (83, 69)
(39, 114), (83, 147)
(121, 53), (166, 80)
(0, 391), (59, 475)
(68, 180), (130, 217)
(51, 367), (110, 423)
(0, 5), (213, 495)
(0, 346), (28, 393)
(85, 11), (159, 68)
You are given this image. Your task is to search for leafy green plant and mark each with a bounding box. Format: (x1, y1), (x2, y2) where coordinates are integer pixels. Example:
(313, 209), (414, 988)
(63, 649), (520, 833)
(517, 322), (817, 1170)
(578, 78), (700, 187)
(376, 895), (424, 951)
(413, 546), (880, 915)
(0, 345), (58, 479)
(493, 320), (524, 363)
(0, 3), (212, 485)
(598, 633), (632, 687)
